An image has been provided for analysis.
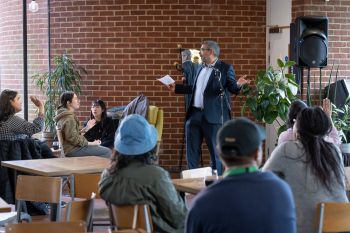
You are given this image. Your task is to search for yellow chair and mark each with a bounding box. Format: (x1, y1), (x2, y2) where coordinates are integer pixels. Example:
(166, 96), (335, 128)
(316, 202), (350, 232)
(147, 105), (163, 156)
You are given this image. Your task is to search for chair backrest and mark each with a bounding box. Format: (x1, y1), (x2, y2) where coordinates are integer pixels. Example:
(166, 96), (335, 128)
(65, 196), (95, 226)
(55, 125), (65, 157)
(71, 173), (101, 199)
(15, 175), (62, 221)
(316, 202), (350, 232)
(181, 167), (213, 178)
(108, 204), (153, 233)
(5, 221), (86, 233)
(147, 105), (163, 156)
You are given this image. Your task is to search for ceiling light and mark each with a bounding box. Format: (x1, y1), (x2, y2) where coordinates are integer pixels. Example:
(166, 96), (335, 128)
(29, 0), (39, 13)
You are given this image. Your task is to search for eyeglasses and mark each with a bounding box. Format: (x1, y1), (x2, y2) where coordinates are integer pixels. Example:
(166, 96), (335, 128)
(200, 48), (211, 51)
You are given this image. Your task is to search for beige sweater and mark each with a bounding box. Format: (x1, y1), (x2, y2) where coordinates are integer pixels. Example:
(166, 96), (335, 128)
(54, 107), (88, 154)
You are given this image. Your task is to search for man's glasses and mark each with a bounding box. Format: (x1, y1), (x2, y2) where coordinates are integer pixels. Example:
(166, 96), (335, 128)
(200, 48), (211, 51)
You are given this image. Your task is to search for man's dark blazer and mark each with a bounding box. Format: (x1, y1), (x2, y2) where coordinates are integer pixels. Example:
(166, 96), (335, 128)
(175, 59), (241, 124)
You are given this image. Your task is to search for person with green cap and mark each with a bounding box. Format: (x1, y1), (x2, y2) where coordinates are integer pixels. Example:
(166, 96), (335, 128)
(99, 114), (187, 233)
(185, 117), (296, 233)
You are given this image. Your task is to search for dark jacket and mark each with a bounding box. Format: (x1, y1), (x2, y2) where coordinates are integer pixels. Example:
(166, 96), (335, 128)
(99, 160), (187, 233)
(0, 139), (42, 204)
(175, 60), (241, 124)
(84, 117), (119, 148)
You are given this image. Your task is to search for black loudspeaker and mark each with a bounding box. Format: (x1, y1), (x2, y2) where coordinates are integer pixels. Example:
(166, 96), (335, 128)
(296, 16), (328, 68)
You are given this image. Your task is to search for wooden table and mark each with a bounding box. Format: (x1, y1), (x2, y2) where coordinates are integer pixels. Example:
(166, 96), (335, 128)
(1, 156), (110, 177)
(0, 198), (12, 213)
(2, 156), (110, 221)
(172, 177), (207, 195)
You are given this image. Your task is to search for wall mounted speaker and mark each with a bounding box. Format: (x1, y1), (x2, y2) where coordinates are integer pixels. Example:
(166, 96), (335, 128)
(296, 16), (328, 68)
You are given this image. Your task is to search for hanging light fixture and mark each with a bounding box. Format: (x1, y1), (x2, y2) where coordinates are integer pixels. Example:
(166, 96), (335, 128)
(29, 0), (39, 13)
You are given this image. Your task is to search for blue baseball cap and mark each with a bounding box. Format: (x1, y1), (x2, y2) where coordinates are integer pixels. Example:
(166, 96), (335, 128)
(114, 114), (158, 156)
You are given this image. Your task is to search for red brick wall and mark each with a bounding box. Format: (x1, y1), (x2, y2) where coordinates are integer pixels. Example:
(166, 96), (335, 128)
(0, 0), (266, 172)
(292, 0), (350, 104)
(48, 0), (266, 171)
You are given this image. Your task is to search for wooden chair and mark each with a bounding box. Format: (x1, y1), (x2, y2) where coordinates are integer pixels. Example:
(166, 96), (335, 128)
(55, 124), (65, 158)
(108, 204), (153, 233)
(70, 173), (109, 230)
(5, 221), (86, 233)
(15, 175), (62, 222)
(70, 173), (101, 199)
(65, 195), (95, 231)
(316, 202), (350, 232)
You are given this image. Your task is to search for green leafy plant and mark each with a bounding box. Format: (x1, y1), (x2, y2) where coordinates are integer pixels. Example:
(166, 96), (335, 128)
(241, 59), (298, 135)
(332, 97), (350, 143)
(32, 53), (86, 132)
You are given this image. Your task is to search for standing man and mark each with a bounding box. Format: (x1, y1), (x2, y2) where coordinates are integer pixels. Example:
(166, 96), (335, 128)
(185, 118), (296, 233)
(169, 40), (248, 175)
(181, 49), (199, 111)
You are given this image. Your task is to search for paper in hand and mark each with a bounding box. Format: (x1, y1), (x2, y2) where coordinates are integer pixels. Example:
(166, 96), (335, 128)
(157, 75), (175, 86)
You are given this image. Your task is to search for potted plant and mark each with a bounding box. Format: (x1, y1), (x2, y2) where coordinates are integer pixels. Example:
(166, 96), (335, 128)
(32, 53), (86, 144)
(241, 59), (299, 135)
(331, 97), (350, 153)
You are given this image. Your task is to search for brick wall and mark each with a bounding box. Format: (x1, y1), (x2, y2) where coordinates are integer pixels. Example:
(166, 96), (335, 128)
(1, 1), (349, 171)
(292, 0), (350, 104)
(49, 0), (266, 171)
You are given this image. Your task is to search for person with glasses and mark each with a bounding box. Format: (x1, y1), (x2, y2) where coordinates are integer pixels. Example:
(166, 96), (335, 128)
(168, 40), (249, 175)
(82, 99), (119, 149)
(54, 92), (111, 158)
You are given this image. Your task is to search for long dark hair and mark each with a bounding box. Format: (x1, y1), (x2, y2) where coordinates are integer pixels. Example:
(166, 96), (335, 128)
(0, 89), (18, 122)
(108, 146), (157, 174)
(296, 107), (343, 191)
(90, 99), (107, 123)
(287, 99), (307, 128)
(57, 91), (75, 110)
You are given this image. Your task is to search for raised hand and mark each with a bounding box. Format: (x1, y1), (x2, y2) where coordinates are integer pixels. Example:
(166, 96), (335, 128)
(30, 96), (43, 108)
(237, 75), (250, 87)
(86, 119), (96, 130)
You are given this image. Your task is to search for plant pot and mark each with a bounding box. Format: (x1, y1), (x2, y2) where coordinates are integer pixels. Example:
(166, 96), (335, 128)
(41, 131), (55, 148)
(340, 143), (350, 154)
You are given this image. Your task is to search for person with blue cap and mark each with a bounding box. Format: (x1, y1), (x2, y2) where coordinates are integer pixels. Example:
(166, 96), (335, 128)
(185, 117), (296, 233)
(99, 114), (187, 233)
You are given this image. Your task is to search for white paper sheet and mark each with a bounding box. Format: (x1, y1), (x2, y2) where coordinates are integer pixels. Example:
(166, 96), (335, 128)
(157, 75), (175, 86)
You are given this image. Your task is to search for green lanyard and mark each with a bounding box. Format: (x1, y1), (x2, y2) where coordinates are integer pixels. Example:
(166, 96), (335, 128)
(223, 166), (259, 178)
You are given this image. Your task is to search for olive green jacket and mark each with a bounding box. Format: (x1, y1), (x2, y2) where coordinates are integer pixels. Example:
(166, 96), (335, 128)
(99, 160), (187, 233)
(54, 107), (88, 154)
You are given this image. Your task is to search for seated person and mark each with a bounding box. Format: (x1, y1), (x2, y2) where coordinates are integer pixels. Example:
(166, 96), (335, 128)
(82, 99), (119, 149)
(0, 89), (54, 158)
(99, 114), (187, 233)
(54, 92), (111, 158)
(185, 118), (296, 233)
(263, 107), (348, 233)
(279, 99), (340, 146)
